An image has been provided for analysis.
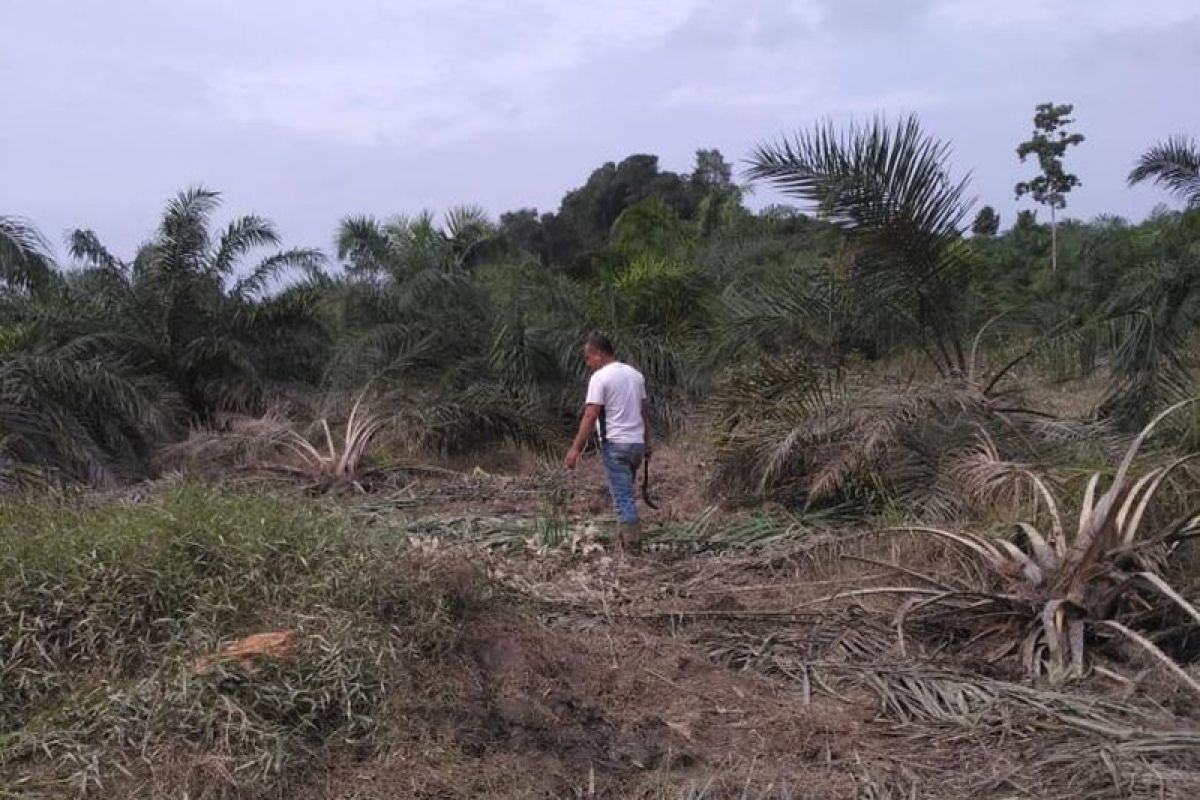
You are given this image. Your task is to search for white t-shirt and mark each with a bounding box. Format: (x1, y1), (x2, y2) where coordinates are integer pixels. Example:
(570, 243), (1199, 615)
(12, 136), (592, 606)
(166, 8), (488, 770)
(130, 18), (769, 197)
(585, 362), (647, 444)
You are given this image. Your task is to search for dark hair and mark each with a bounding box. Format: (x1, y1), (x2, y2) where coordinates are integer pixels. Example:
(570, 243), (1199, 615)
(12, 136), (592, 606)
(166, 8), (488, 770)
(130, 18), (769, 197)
(583, 331), (614, 356)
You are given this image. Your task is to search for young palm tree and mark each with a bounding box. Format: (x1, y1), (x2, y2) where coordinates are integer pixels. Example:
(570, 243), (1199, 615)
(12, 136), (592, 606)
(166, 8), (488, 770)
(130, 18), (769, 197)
(66, 187), (327, 420)
(1102, 255), (1200, 428)
(747, 115), (976, 377)
(1128, 136), (1200, 209)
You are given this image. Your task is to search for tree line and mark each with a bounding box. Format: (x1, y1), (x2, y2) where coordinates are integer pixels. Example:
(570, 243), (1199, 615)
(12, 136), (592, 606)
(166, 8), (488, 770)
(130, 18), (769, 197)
(2, 107), (1199, 511)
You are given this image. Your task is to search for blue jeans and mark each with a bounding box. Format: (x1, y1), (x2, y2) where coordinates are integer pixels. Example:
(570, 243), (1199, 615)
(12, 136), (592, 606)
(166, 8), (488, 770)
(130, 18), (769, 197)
(602, 442), (645, 524)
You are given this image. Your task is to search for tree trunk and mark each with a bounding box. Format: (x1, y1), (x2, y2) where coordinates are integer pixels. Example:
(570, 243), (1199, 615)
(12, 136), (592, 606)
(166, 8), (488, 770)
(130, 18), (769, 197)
(1051, 204), (1058, 273)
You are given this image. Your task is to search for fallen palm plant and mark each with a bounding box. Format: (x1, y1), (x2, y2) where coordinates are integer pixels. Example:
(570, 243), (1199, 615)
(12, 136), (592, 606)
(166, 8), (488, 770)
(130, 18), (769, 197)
(707, 352), (1117, 519)
(872, 400), (1200, 693)
(165, 391), (401, 492)
(847, 665), (1200, 800)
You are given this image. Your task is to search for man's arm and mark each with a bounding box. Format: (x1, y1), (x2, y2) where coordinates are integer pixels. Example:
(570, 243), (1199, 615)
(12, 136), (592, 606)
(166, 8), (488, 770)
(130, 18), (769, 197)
(564, 403), (602, 470)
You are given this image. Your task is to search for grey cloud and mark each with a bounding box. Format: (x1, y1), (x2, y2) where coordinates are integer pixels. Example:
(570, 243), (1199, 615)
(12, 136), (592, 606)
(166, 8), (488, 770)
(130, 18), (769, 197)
(1, 0), (1197, 256)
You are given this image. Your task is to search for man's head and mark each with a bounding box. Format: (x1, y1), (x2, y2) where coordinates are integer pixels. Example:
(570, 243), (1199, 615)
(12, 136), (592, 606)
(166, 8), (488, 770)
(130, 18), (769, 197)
(582, 332), (615, 371)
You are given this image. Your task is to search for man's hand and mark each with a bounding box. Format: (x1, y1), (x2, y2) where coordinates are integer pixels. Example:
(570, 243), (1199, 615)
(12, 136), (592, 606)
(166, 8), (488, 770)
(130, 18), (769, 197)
(566, 404), (601, 470)
(564, 446), (581, 470)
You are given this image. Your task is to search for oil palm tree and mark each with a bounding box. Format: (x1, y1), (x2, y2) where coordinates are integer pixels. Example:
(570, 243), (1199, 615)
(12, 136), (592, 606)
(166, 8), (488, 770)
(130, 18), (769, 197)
(328, 210), (557, 453)
(331, 208), (504, 380)
(713, 117), (1121, 514)
(66, 187), (327, 420)
(747, 115), (977, 377)
(336, 205), (497, 282)
(1101, 254), (1200, 429)
(1, 216), (180, 485)
(0, 343), (179, 486)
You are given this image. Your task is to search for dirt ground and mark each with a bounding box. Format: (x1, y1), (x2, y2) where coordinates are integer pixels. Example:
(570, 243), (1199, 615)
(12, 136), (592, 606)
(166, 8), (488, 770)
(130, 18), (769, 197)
(292, 448), (1200, 799)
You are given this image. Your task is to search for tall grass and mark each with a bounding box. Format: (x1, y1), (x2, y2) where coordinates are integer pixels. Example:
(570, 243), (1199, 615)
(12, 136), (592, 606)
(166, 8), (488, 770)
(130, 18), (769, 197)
(0, 485), (484, 796)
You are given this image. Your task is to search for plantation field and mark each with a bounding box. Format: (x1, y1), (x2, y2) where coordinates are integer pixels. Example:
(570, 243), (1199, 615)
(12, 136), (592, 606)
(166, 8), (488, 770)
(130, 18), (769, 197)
(6, 104), (1200, 799)
(4, 446), (1199, 799)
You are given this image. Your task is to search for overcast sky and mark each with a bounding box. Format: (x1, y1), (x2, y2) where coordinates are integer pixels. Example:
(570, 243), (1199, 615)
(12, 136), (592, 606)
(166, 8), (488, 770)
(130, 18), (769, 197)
(2, 0), (1198, 257)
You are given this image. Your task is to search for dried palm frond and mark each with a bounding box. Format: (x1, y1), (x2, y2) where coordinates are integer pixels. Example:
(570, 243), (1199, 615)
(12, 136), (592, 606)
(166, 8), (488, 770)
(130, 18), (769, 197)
(947, 429), (1037, 516)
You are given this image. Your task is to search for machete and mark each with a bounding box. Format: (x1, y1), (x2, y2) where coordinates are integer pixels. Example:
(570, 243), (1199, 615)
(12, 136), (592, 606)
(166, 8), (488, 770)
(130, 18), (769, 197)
(640, 451), (659, 509)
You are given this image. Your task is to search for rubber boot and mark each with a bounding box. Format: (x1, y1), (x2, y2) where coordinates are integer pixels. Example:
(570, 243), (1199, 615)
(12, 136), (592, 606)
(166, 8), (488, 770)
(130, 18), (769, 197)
(618, 521), (642, 555)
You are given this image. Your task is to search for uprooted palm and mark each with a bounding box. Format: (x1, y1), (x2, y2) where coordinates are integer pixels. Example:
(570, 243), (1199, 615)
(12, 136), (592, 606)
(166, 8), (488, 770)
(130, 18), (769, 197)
(165, 391), (395, 492)
(880, 401), (1200, 694)
(707, 340), (1115, 519)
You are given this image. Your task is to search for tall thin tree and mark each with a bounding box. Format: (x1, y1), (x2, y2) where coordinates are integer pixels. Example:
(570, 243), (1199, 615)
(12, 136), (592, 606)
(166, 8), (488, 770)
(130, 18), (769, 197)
(1015, 102), (1085, 272)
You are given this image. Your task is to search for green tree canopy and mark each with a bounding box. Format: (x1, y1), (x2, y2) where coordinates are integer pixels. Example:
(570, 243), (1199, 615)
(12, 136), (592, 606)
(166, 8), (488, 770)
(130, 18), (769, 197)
(972, 206), (1000, 237)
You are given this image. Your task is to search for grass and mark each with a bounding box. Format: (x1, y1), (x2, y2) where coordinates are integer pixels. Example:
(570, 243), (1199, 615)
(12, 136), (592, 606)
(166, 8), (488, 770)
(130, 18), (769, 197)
(0, 485), (485, 796)
(3, 457), (1197, 798)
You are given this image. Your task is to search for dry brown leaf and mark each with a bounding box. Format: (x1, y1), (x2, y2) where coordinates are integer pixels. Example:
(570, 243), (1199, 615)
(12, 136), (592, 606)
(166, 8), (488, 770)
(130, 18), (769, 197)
(194, 631), (294, 675)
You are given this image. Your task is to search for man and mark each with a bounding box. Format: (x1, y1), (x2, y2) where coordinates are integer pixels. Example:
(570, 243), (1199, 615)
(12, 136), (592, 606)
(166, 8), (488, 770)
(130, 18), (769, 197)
(564, 332), (652, 553)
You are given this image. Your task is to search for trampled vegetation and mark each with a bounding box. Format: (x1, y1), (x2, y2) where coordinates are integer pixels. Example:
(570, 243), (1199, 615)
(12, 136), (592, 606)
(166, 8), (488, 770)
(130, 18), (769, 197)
(4, 115), (1200, 798)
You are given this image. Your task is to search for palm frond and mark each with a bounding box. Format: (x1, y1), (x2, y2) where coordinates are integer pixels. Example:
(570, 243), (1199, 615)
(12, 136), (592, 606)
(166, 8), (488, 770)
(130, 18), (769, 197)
(442, 204), (496, 268)
(336, 215), (396, 277)
(748, 115), (976, 375)
(717, 267), (831, 359)
(158, 186), (220, 271)
(211, 215), (281, 278)
(67, 229), (122, 271)
(419, 382), (550, 456)
(1101, 258), (1200, 428)
(1128, 136), (1200, 208)
(749, 115), (973, 240)
(0, 216), (55, 294)
(1, 346), (180, 485)
(232, 248), (325, 301)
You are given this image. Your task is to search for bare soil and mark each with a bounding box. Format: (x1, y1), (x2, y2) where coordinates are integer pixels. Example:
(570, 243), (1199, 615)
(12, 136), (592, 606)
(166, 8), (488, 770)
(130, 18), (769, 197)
(292, 451), (1200, 799)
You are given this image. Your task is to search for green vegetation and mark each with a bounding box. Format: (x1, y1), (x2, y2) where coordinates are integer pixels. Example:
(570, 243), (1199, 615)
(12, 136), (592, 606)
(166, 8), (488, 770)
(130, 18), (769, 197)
(4, 115), (1200, 795)
(0, 113), (1193, 502)
(5, 113), (1199, 513)
(0, 486), (485, 795)
(1129, 135), (1200, 209)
